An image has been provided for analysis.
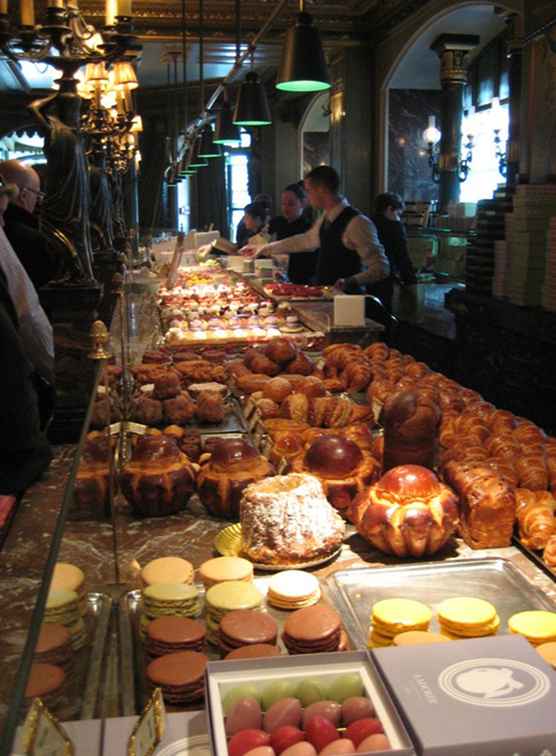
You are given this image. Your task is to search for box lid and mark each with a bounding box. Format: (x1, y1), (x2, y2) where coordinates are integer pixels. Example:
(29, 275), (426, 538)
(372, 635), (556, 756)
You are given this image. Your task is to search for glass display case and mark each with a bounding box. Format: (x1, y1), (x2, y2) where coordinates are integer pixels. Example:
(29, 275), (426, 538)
(2, 254), (556, 756)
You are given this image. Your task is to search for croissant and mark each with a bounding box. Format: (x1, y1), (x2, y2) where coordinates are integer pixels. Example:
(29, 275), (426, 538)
(546, 456), (556, 492)
(364, 343), (389, 361)
(515, 488), (556, 550)
(323, 344), (363, 371)
(516, 453), (548, 490)
(543, 535), (556, 572)
(284, 352), (315, 376)
(513, 422), (546, 445)
(247, 353), (281, 377)
(489, 409), (517, 435)
(342, 359), (373, 391)
(487, 459), (519, 488)
(404, 361), (430, 380)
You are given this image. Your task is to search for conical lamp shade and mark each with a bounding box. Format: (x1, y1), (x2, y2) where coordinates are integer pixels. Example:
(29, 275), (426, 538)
(276, 12), (330, 92)
(198, 124), (221, 158)
(214, 101), (241, 146)
(233, 71), (272, 127)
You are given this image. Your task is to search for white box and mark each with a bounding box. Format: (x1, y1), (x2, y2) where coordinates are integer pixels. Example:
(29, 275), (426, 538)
(334, 295), (365, 327)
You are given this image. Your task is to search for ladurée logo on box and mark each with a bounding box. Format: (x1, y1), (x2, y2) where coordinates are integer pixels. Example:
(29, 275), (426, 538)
(438, 658), (550, 708)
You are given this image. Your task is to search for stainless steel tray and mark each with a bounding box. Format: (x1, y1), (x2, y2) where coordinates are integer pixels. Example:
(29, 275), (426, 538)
(326, 557), (556, 650)
(119, 577), (350, 713)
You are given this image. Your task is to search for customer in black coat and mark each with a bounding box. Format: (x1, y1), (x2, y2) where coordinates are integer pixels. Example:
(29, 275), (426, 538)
(372, 193), (417, 289)
(0, 160), (58, 289)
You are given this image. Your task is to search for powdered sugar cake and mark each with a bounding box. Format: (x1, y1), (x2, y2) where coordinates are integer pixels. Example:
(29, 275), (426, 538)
(239, 473), (345, 565)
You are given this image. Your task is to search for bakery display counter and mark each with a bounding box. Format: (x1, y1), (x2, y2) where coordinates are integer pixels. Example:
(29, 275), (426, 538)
(5, 258), (556, 755)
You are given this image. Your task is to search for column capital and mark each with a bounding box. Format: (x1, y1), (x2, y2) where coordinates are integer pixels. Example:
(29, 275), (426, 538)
(431, 34), (480, 85)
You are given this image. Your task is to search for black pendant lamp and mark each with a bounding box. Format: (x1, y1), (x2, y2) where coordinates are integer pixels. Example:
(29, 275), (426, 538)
(276, 0), (330, 93)
(214, 97), (241, 147)
(234, 71), (272, 127)
(198, 123), (221, 158)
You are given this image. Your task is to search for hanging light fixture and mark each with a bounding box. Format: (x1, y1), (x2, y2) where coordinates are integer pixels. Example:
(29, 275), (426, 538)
(275, 0), (330, 93)
(233, 0), (271, 127)
(189, 136), (209, 168)
(214, 95), (241, 147)
(198, 123), (221, 158)
(234, 71), (272, 126)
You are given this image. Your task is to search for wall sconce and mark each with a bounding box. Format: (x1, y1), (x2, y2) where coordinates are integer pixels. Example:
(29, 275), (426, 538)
(329, 91), (345, 125)
(491, 98), (507, 177)
(459, 132), (474, 181)
(423, 115), (441, 183)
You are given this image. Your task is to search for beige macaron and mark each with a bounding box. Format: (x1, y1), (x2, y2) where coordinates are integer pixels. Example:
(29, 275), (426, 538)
(198, 557), (253, 589)
(141, 557), (194, 588)
(267, 570), (320, 610)
(51, 563), (87, 616)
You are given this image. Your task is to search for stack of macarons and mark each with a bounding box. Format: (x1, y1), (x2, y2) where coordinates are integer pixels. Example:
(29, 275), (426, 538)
(282, 605), (347, 654)
(141, 583), (201, 637)
(205, 581), (263, 645)
(393, 630), (451, 647)
(368, 598), (432, 648)
(267, 571), (321, 611)
(146, 650), (208, 706)
(51, 562), (87, 616)
(508, 610), (556, 646)
(146, 616), (206, 657)
(438, 597), (500, 640)
(199, 556), (253, 589)
(25, 663), (66, 711)
(44, 589), (88, 651)
(219, 610), (278, 657)
(34, 624), (74, 671)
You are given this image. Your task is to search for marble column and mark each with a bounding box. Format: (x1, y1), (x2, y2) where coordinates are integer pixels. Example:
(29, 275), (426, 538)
(431, 34), (479, 212)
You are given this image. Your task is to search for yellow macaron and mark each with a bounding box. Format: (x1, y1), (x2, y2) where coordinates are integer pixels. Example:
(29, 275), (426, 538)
(141, 557), (194, 588)
(437, 597), (497, 634)
(508, 611), (556, 645)
(371, 598), (432, 637)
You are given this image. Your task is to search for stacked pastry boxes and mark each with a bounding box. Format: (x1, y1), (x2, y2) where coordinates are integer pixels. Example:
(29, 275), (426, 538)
(465, 193), (510, 296)
(542, 217), (556, 312)
(503, 185), (556, 307)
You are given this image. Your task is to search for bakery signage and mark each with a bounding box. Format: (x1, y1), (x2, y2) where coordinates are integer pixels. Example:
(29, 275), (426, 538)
(20, 699), (74, 756)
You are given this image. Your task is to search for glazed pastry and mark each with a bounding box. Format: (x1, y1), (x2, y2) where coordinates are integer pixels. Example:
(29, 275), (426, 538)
(163, 426), (203, 462)
(284, 352), (315, 376)
(341, 359), (373, 391)
(244, 351), (280, 376)
(297, 376), (327, 399)
(442, 461), (516, 549)
(163, 392), (196, 426)
(291, 435), (381, 516)
(380, 389), (441, 470)
(73, 432), (111, 515)
(264, 337), (298, 365)
(240, 473), (345, 564)
(364, 343), (389, 361)
(515, 489), (556, 550)
(196, 391), (226, 424)
(350, 465), (459, 557)
(516, 451), (548, 491)
(175, 359), (227, 386)
(256, 398), (281, 419)
(120, 435), (196, 517)
(236, 373), (271, 395)
(281, 393), (310, 423)
(132, 395), (163, 426)
(263, 377), (293, 403)
(262, 418), (309, 439)
(197, 438), (275, 519)
(323, 343), (363, 371)
(153, 372), (182, 400)
(143, 350), (171, 365)
(269, 433), (305, 468)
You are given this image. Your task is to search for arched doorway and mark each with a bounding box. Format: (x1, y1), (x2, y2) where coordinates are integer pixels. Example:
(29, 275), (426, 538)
(374, 0), (522, 199)
(299, 92), (330, 177)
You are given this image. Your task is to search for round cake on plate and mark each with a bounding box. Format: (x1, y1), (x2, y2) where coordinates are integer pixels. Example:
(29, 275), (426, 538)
(239, 473), (345, 565)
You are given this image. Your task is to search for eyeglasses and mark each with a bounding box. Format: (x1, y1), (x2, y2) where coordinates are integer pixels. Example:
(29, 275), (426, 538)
(23, 186), (46, 202)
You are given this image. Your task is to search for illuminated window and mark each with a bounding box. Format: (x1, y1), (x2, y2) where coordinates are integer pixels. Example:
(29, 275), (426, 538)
(459, 99), (509, 203)
(225, 129), (251, 241)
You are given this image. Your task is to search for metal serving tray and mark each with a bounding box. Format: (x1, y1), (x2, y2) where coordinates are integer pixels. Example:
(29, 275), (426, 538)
(327, 557), (556, 650)
(120, 577), (351, 713)
(513, 535), (556, 584)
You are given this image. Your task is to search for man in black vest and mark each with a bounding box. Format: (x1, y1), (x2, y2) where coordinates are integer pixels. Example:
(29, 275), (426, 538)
(241, 165), (390, 297)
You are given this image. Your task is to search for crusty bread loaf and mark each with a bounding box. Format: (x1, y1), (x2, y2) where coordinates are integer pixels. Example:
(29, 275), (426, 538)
(442, 461), (516, 549)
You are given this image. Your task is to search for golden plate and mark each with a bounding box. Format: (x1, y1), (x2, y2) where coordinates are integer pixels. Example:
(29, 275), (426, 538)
(214, 523), (342, 572)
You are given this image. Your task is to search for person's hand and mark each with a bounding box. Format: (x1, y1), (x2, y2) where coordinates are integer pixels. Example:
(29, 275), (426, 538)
(240, 244), (267, 258)
(333, 278), (346, 292)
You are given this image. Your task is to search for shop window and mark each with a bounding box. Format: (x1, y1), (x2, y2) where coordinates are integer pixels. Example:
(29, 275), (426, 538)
(459, 99), (509, 204)
(225, 130), (252, 242)
(0, 131), (45, 164)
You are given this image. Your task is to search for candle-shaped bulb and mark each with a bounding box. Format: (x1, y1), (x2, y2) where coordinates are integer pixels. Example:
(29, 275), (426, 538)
(21, 0), (36, 26)
(105, 0), (117, 25)
(117, 0), (132, 16)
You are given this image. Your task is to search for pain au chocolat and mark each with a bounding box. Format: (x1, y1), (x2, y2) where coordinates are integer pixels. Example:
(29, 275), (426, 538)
(349, 464), (459, 557)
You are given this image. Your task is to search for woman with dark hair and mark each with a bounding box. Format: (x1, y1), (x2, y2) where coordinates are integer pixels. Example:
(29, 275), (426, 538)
(268, 183), (315, 284)
(372, 192), (416, 289)
(236, 194), (272, 248)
